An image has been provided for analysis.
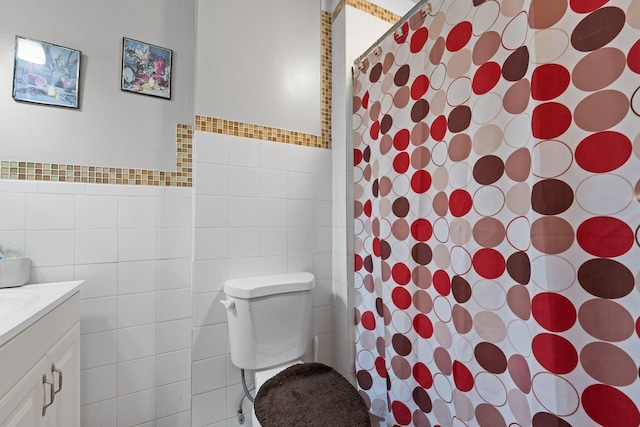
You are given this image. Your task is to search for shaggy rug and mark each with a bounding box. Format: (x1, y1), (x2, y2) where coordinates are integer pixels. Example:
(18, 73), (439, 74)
(254, 362), (370, 426)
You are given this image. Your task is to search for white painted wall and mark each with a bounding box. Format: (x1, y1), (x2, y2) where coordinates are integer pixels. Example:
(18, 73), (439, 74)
(0, 0), (195, 171)
(196, 0), (321, 136)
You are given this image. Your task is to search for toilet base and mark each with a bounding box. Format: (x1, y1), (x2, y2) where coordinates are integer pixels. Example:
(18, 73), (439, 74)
(251, 360), (302, 427)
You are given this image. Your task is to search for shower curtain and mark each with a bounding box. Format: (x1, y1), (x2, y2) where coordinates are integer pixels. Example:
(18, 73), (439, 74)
(353, 0), (640, 425)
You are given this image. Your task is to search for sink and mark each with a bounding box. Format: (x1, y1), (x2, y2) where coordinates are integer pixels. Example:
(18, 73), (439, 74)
(0, 289), (39, 318)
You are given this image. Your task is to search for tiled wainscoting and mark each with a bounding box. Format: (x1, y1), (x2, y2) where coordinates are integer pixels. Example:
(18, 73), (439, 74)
(190, 131), (333, 426)
(0, 179), (193, 427)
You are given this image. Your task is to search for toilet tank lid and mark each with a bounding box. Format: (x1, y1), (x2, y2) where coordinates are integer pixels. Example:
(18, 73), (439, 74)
(224, 272), (315, 299)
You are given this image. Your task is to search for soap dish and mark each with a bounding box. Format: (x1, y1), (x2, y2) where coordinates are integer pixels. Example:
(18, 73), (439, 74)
(0, 258), (31, 288)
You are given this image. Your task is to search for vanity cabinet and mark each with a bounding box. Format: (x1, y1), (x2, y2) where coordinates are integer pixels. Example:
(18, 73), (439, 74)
(0, 288), (80, 427)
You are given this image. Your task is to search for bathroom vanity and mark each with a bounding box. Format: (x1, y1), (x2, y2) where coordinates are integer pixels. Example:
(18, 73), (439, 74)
(0, 281), (82, 427)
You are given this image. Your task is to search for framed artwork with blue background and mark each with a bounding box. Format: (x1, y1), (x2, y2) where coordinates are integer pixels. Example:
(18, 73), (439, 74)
(12, 36), (81, 108)
(121, 37), (172, 99)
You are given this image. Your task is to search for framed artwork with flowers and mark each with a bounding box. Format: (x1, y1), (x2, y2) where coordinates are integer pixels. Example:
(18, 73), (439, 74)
(12, 36), (81, 108)
(121, 37), (172, 99)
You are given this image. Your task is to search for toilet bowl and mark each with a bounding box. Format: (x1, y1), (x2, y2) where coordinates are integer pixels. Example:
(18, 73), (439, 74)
(222, 272), (315, 426)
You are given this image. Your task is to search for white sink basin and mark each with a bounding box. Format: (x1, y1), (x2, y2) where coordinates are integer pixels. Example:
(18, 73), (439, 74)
(0, 289), (39, 318)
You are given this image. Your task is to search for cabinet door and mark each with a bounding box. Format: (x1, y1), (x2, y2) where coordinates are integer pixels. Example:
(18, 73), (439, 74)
(47, 323), (80, 427)
(0, 357), (48, 427)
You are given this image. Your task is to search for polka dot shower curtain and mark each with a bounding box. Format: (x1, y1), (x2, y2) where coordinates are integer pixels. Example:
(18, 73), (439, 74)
(353, 0), (640, 425)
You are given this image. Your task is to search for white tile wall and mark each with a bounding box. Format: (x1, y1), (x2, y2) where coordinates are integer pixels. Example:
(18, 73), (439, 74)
(117, 388), (156, 427)
(118, 260), (158, 294)
(118, 229), (157, 261)
(228, 166), (260, 197)
(118, 196), (158, 229)
(26, 193), (75, 229)
(156, 380), (191, 419)
(118, 324), (157, 362)
(75, 229), (118, 265)
(81, 365), (117, 406)
(158, 258), (192, 290)
(81, 330), (118, 370)
(193, 259), (228, 293)
(228, 198), (260, 227)
(195, 163), (229, 196)
(158, 349), (192, 386)
(0, 180), (194, 426)
(157, 410), (191, 427)
(158, 319), (192, 354)
(194, 228), (229, 260)
(26, 230), (74, 267)
(158, 227), (192, 259)
(191, 388), (226, 427)
(192, 356), (227, 394)
(117, 356), (157, 395)
(158, 288), (192, 322)
(0, 192), (26, 230)
(192, 323), (227, 361)
(259, 169), (288, 198)
(192, 131), (333, 425)
(118, 292), (157, 328)
(195, 196), (229, 228)
(81, 399), (116, 427)
(228, 257), (261, 279)
(80, 296), (118, 334)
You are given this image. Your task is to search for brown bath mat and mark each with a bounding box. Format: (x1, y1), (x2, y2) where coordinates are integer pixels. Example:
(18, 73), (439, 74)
(254, 362), (370, 427)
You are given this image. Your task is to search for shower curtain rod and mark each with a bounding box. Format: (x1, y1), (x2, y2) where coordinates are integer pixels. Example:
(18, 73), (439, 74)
(353, 0), (431, 66)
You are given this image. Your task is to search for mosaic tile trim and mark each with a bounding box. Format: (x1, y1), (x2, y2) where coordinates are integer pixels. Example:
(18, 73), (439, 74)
(321, 9), (333, 148)
(195, 116), (327, 148)
(0, 124), (193, 187)
(345, 0), (401, 23)
(332, 0), (346, 22)
(3, 7), (336, 185)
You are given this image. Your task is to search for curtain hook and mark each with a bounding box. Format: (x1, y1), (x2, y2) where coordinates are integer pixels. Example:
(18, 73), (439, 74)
(422, 2), (432, 16)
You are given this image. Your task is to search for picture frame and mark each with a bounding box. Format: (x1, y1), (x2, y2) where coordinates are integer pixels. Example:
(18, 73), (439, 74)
(12, 36), (81, 108)
(121, 37), (172, 99)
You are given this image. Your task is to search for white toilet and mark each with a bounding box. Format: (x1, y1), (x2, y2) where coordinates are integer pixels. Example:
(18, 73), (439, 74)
(222, 272), (315, 426)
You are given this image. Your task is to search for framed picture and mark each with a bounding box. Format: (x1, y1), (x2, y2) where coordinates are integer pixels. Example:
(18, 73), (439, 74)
(12, 36), (81, 108)
(121, 37), (172, 99)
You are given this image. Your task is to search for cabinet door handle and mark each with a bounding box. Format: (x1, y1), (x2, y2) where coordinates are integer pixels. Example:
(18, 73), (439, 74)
(52, 363), (63, 396)
(42, 373), (55, 416)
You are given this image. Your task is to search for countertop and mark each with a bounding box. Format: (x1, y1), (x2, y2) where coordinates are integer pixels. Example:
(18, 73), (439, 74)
(0, 281), (82, 348)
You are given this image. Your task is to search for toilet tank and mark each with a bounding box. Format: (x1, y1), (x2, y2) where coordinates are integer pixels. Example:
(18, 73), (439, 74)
(223, 272), (315, 370)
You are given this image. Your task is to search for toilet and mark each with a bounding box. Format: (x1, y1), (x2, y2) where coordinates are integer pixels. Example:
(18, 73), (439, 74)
(221, 272), (315, 426)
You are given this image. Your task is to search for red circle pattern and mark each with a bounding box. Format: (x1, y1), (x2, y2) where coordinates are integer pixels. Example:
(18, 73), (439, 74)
(353, 1), (640, 426)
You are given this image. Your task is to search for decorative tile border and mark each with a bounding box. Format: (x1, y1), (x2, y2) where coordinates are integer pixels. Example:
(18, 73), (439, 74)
(321, 9), (333, 148)
(195, 116), (326, 148)
(0, 124), (193, 187)
(2, 6), (342, 186)
(344, 0), (401, 23)
(332, 0), (346, 23)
